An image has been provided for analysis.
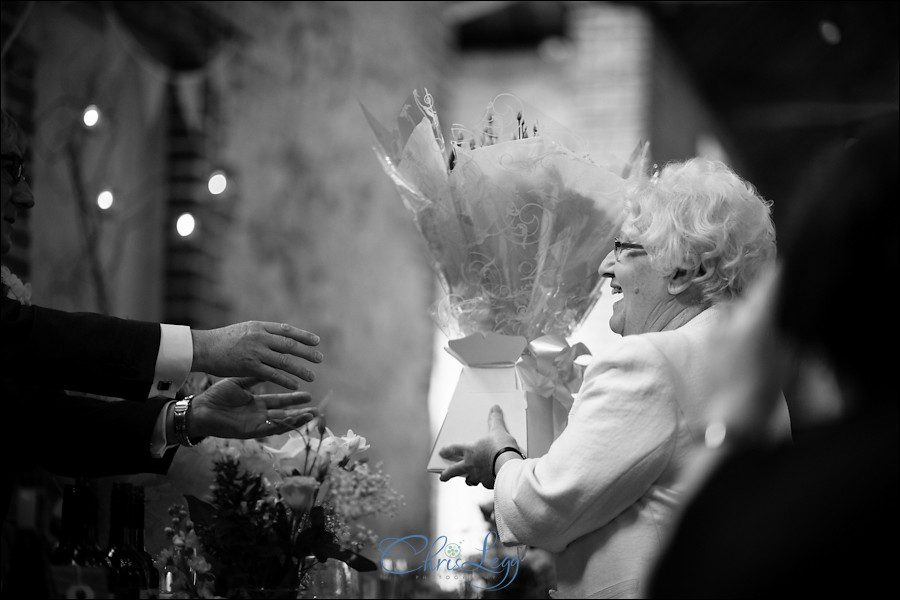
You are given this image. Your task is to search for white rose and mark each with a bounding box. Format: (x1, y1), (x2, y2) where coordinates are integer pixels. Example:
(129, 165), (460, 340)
(263, 432), (320, 476)
(341, 430), (370, 464)
(318, 435), (349, 465)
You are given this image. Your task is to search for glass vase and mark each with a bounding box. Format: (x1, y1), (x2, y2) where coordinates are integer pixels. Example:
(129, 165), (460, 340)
(297, 556), (359, 599)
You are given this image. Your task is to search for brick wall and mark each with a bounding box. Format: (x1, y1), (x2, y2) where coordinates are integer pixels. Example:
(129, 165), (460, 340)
(569, 2), (653, 164)
(163, 81), (231, 329)
(195, 0), (451, 543)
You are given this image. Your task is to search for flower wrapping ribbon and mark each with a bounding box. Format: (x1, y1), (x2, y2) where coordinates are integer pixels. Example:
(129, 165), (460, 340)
(516, 334), (592, 413)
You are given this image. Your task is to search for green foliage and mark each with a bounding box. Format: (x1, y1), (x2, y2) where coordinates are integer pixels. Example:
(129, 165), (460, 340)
(185, 456), (296, 593)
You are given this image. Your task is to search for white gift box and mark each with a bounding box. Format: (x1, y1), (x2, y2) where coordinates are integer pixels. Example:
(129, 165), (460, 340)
(427, 332), (559, 473)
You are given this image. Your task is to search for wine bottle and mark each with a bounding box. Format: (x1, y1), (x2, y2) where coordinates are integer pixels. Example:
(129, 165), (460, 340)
(3, 485), (55, 598)
(50, 483), (81, 566)
(107, 482), (147, 599)
(79, 478), (107, 566)
(49, 479), (109, 597)
(132, 485), (160, 599)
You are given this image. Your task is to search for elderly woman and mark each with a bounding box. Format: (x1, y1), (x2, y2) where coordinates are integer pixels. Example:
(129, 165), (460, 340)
(439, 157), (792, 599)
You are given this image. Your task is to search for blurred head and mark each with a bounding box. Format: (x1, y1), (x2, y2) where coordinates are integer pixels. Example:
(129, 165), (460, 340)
(776, 113), (899, 404)
(603, 157), (776, 335)
(1, 109), (35, 256)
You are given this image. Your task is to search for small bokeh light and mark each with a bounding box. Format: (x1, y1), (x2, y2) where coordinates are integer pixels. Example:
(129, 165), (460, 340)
(208, 170), (227, 195)
(97, 190), (114, 210)
(704, 421), (727, 450)
(82, 105), (101, 128)
(819, 20), (841, 45)
(176, 213), (196, 237)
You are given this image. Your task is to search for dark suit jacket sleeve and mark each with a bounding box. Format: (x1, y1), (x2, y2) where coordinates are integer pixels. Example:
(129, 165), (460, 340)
(2, 296), (163, 399)
(8, 382), (177, 478)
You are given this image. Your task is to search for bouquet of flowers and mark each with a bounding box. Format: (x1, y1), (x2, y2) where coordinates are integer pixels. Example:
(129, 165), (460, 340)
(156, 420), (402, 598)
(363, 89), (647, 340)
(156, 504), (217, 599)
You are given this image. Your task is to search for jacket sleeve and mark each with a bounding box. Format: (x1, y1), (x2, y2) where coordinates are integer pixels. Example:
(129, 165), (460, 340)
(493, 335), (680, 552)
(2, 296), (162, 399)
(8, 380), (177, 478)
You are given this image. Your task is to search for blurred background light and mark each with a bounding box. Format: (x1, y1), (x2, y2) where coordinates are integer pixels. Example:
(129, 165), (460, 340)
(208, 170), (228, 195)
(705, 421), (727, 449)
(176, 213), (196, 237)
(819, 20), (841, 44)
(82, 104), (101, 128)
(96, 189), (114, 210)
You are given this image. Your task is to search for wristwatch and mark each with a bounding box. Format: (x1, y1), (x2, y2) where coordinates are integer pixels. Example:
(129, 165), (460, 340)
(173, 395), (204, 447)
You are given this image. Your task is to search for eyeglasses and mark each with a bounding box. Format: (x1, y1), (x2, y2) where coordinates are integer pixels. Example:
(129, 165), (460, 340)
(1, 153), (26, 185)
(614, 237), (645, 260)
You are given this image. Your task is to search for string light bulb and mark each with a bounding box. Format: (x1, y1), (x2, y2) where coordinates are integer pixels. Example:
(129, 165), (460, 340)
(97, 190), (114, 210)
(208, 170), (227, 195)
(82, 105), (101, 128)
(176, 213), (196, 237)
(819, 20), (841, 45)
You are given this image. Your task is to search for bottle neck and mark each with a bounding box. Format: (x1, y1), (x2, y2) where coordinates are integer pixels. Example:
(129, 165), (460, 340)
(107, 482), (150, 594)
(57, 485), (80, 548)
(108, 483), (128, 549)
(82, 483), (102, 550)
(132, 486), (146, 551)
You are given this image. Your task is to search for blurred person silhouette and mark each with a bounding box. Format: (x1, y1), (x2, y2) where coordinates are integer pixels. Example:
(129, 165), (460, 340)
(645, 113), (899, 598)
(1, 107), (323, 523)
(439, 156), (791, 598)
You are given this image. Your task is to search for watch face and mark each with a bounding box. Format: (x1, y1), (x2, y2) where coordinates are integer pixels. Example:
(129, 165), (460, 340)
(173, 398), (192, 445)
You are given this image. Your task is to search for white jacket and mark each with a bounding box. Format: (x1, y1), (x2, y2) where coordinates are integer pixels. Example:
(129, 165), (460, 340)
(493, 306), (791, 598)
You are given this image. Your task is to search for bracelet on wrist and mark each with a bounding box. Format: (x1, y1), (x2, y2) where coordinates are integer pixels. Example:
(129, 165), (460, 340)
(173, 395), (205, 447)
(492, 446), (526, 480)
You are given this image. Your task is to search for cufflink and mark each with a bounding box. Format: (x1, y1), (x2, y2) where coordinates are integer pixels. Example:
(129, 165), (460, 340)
(157, 381), (172, 392)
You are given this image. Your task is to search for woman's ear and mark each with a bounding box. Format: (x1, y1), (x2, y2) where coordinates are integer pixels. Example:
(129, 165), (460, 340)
(667, 265), (701, 295)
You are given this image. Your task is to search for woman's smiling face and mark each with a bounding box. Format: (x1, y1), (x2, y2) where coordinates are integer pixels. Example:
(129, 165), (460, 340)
(1, 156), (33, 256)
(603, 238), (672, 336)
(1, 119), (34, 256)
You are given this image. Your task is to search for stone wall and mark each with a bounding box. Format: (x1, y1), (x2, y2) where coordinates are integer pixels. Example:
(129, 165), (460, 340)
(204, 0), (451, 543)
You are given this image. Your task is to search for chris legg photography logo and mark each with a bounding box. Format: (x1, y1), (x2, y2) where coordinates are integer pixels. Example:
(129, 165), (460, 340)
(379, 531), (520, 591)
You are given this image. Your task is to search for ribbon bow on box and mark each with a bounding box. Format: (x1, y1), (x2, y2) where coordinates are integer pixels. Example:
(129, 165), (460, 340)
(518, 334), (591, 411)
(517, 335), (592, 442)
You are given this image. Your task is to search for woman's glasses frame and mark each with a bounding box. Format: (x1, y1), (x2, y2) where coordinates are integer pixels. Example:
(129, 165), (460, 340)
(614, 237), (645, 260)
(1, 153), (25, 185)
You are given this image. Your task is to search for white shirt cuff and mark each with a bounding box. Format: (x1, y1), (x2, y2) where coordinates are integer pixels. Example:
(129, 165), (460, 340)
(150, 324), (193, 398)
(150, 401), (177, 458)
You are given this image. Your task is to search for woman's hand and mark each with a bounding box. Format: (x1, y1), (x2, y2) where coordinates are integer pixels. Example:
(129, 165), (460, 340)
(438, 405), (521, 489)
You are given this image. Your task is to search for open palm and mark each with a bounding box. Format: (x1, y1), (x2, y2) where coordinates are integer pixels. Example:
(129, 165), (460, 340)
(190, 377), (317, 439)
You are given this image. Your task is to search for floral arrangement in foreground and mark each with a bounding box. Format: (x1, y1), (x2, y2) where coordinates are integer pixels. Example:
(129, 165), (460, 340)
(363, 89), (647, 340)
(155, 418), (403, 598)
